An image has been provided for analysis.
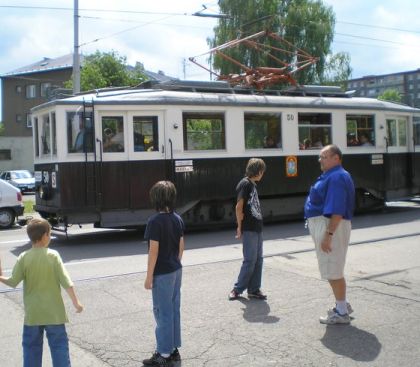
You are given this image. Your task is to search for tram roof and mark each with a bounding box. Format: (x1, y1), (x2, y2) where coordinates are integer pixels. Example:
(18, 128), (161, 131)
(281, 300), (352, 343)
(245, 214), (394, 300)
(31, 82), (420, 114)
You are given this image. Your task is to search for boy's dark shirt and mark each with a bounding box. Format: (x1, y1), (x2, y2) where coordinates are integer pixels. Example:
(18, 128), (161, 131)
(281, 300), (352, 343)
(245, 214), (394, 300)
(236, 177), (263, 233)
(144, 212), (184, 275)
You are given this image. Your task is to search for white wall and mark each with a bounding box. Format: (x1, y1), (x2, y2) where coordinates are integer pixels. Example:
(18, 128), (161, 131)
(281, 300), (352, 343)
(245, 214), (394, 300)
(0, 136), (34, 171)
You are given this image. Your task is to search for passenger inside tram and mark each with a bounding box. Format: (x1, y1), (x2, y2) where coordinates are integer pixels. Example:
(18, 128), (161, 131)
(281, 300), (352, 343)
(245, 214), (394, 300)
(359, 132), (373, 146)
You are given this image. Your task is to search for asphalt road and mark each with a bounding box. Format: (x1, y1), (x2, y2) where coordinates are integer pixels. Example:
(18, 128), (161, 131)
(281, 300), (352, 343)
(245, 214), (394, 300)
(1, 200), (420, 366)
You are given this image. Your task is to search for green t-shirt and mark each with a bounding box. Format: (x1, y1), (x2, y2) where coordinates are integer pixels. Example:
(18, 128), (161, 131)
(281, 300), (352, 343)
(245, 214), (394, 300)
(4, 247), (73, 326)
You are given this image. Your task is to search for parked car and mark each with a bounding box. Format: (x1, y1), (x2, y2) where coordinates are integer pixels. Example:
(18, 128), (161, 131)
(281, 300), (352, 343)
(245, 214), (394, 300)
(0, 179), (24, 228)
(0, 169), (35, 193)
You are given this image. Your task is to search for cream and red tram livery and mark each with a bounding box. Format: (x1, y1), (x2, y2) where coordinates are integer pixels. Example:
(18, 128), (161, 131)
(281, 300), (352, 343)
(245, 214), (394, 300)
(30, 81), (420, 229)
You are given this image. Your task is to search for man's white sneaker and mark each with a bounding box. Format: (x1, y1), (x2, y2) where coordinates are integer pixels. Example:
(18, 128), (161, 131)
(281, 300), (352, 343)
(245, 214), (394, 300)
(328, 302), (353, 316)
(320, 311), (350, 325)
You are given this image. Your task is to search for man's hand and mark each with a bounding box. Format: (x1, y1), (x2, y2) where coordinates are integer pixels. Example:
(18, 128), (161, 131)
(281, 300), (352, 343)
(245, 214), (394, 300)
(144, 276), (153, 290)
(321, 234), (332, 253)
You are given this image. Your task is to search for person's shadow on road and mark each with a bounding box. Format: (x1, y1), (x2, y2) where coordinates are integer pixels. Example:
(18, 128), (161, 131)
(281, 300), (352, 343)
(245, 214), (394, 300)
(321, 325), (381, 361)
(238, 298), (280, 324)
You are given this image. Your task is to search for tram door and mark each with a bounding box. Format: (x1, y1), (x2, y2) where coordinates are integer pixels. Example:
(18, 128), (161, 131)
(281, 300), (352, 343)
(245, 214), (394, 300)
(97, 111), (166, 211)
(384, 117), (412, 198)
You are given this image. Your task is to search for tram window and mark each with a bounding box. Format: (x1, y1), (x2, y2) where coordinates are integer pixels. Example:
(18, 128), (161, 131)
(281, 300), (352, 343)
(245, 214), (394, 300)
(67, 111), (94, 153)
(298, 113), (331, 150)
(346, 115), (375, 147)
(244, 113), (282, 149)
(386, 118), (407, 146)
(41, 115), (50, 155)
(132, 116), (158, 152)
(183, 113), (225, 150)
(102, 116), (124, 152)
(51, 112), (57, 155)
(414, 117), (420, 146)
(34, 117), (39, 157)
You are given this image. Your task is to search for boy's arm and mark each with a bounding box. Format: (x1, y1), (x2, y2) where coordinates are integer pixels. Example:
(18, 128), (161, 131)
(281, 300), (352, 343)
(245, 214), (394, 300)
(65, 286), (83, 313)
(178, 236), (185, 261)
(0, 257), (23, 288)
(235, 198), (244, 239)
(144, 240), (159, 290)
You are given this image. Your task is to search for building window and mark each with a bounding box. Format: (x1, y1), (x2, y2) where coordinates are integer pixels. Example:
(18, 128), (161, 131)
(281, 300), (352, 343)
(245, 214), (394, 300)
(26, 114), (32, 128)
(346, 115), (375, 146)
(387, 118), (407, 146)
(102, 116), (124, 153)
(16, 86), (22, 94)
(244, 113), (282, 149)
(183, 112), (225, 151)
(0, 149), (12, 160)
(16, 114), (22, 123)
(40, 82), (52, 97)
(26, 84), (36, 99)
(298, 113), (331, 150)
(132, 116), (159, 152)
(360, 90), (365, 96)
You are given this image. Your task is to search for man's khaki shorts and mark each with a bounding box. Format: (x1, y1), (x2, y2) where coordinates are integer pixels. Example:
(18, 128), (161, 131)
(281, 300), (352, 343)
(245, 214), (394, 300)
(308, 216), (351, 280)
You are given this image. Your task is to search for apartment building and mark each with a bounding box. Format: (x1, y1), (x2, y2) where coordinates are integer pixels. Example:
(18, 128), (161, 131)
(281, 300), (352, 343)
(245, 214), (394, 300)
(347, 68), (420, 108)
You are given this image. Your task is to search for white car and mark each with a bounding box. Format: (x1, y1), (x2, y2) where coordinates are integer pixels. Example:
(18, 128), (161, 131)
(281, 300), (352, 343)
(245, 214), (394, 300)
(0, 169), (36, 193)
(0, 179), (24, 228)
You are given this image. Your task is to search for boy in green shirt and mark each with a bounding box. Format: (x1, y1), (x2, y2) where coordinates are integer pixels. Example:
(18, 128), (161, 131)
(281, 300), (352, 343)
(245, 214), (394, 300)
(0, 218), (83, 367)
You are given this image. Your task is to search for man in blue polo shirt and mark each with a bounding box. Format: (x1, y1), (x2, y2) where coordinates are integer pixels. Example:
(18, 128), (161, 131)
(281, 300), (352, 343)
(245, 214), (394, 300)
(304, 144), (355, 324)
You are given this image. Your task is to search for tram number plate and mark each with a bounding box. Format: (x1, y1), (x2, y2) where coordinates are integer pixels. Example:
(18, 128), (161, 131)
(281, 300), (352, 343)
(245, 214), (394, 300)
(371, 154), (383, 165)
(175, 166), (193, 173)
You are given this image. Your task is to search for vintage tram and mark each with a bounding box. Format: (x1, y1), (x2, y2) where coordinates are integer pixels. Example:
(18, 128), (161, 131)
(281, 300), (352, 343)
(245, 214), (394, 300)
(30, 80), (420, 230)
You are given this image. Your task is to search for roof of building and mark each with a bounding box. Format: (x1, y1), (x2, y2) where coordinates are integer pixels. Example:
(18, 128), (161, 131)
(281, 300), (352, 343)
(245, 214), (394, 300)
(1, 54), (76, 77)
(1, 54), (176, 81)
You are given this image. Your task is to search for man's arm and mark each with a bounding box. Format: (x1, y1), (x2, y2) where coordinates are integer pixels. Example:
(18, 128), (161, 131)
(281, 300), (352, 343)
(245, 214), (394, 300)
(178, 237), (185, 261)
(321, 214), (343, 253)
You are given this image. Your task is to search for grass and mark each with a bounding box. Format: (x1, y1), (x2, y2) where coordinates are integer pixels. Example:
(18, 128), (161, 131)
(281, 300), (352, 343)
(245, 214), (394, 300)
(23, 199), (35, 214)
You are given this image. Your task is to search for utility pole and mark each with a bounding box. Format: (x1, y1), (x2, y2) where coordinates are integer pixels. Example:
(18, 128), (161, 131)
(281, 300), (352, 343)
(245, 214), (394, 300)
(73, 0), (80, 94)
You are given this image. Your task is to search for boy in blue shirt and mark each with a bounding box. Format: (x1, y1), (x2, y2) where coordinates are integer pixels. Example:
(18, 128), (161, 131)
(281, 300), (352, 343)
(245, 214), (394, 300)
(143, 181), (185, 366)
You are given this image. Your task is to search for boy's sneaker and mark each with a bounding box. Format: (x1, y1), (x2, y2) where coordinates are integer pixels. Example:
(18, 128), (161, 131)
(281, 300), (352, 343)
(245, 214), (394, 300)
(170, 348), (181, 361)
(142, 352), (171, 366)
(228, 289), (240, 300)
(320, 310), (350, 325)
(247, 290), (267, 300)
(328, 302), (354, 316)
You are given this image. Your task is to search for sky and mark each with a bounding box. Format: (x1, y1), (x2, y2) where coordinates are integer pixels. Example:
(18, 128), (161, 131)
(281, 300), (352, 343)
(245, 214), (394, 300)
(0, 0), (420, 118)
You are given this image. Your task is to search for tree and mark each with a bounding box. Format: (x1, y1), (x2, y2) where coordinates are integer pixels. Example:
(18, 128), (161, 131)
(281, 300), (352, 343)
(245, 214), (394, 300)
(208, 0), (352, 86)
(378, 89), (402, 103)
(65, 51), (148, 91)
(0, 122), (4, 136)
(320, 52), (352, 88)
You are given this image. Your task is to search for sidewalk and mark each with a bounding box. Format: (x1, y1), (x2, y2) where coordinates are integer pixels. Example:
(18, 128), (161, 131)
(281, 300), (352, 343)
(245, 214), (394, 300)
(2, 232), (420, 367)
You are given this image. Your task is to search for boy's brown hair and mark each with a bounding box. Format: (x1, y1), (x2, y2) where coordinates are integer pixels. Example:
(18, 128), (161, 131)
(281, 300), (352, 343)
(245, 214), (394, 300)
(150, 180), (177, 212)
(26, 218), (51, 243)
(245, 158), (266, 178)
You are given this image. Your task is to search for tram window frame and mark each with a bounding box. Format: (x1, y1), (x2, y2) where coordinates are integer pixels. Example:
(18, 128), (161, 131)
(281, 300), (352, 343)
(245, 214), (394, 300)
(34, 117), (39, 157)
(346, 114), (375, 147)
(41, 114), (51, 156)
(298, 113), (331, 150)
(386, 118), (407, 147)
(67, 111), (94, 154)
(102, 116), (125, 153)
(183, 112), (225, 151)
(414, 117), (420, 146)
(244, 112), (282, 149)
(132, 116), (159, 152)
(51, 112), (57, 155)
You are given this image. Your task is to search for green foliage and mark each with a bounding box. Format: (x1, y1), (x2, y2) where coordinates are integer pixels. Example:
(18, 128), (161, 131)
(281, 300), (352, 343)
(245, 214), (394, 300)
(378, 89), (402, 103)
(0, 122), (4, 136)
(208, 0), (352, 86)
(320, 52), (352, 88)
(65, 51), (148, 91)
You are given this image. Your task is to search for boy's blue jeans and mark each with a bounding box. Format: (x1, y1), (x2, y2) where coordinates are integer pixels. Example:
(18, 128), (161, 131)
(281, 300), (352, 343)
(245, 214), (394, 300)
(22, 324), (70, 367)
(234, 231), (263, 293)
(152, 268), (182, 355)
